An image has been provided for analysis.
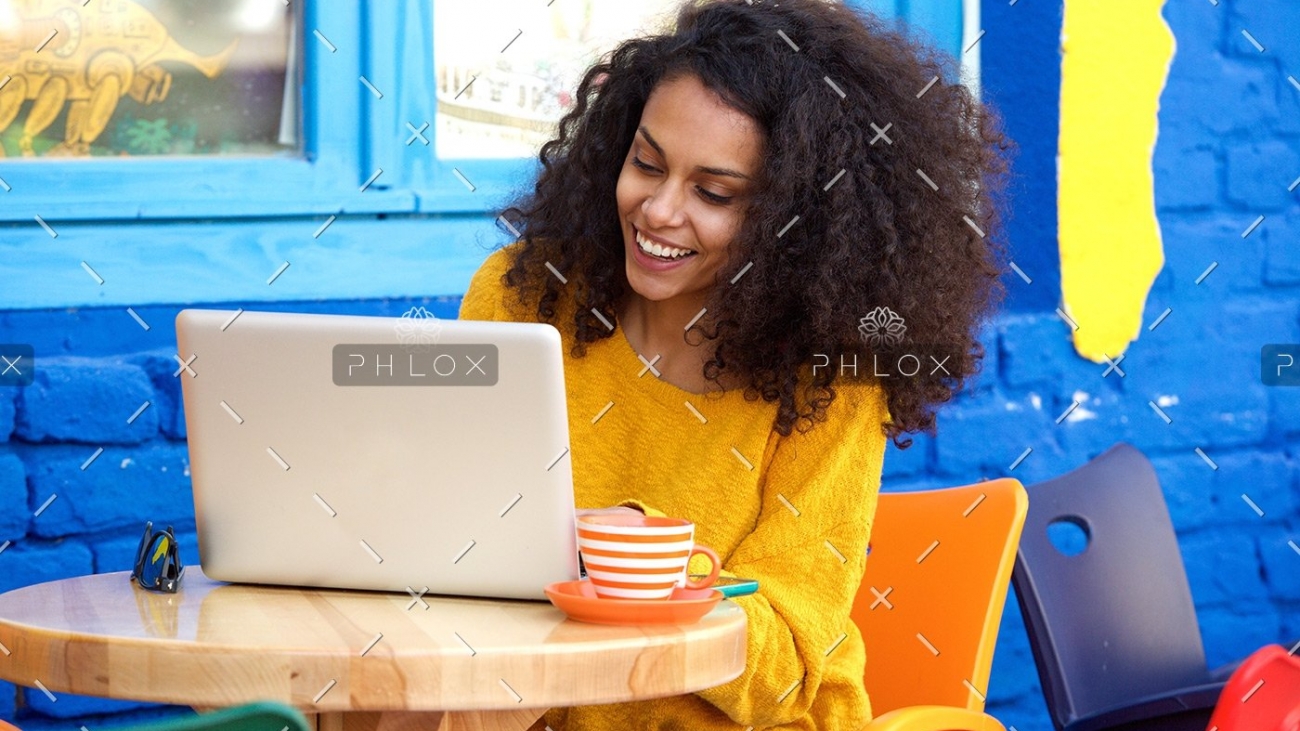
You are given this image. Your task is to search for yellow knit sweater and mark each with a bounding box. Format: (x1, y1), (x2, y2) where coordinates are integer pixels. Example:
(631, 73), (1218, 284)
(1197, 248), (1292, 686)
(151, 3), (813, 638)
(459, 245), (888, 731)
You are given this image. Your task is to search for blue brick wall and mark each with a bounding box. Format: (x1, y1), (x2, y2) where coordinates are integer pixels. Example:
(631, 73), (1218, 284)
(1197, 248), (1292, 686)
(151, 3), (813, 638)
(1, 2), (1298, 730)
(972, 1), (1299, 729)
(0, 298), (457, 726)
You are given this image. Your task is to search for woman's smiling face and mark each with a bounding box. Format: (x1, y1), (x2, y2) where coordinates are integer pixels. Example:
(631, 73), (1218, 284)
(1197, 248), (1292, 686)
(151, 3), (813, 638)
(616, 73), (764, 309)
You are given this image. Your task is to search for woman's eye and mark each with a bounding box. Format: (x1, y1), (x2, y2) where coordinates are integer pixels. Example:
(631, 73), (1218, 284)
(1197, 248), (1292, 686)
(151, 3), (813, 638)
(697, 188), (733, 205)
(631, 156), (733, 204)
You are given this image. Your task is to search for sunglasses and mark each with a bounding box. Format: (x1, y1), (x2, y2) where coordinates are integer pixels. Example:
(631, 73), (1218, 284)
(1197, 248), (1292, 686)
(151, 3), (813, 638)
(132, 522), (184, 593)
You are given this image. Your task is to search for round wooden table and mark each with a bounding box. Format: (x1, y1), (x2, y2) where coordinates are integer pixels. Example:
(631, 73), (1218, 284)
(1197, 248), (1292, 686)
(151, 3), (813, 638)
(0, 569), (747, 731)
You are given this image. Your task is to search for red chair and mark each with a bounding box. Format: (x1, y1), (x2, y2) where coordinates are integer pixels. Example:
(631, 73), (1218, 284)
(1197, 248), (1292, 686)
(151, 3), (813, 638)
(1206, 644), (1300, 731)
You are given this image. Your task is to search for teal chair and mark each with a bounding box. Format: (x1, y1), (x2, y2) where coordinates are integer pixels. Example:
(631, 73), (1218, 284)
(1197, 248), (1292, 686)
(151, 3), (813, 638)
(1, 702), (310, 731)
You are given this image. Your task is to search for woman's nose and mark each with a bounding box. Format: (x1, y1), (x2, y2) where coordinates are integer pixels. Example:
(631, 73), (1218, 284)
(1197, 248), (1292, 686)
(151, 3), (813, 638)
(641, 182), (687, 228)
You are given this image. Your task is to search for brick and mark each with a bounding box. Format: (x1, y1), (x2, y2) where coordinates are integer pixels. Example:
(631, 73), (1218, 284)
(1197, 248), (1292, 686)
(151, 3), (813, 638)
(1225, 20), (1285, 58)
(1271, 387), (1300, 436)
(1003, 432), (1097, 488)
(1163, 0), (1223, 56)
(933, 390), (1056, 480)
(1050, 386), (1143, 456)
(1259, 529), (1300, 601)
(1274, 72), (1300, 137)
(94, 528), (200, 575)
(0, 301), (444, 361)
(987, 642), (1044, 709)
(1202, 295), (1298, 344)
(1107, 300), (1288, 452)
(882, 432), (929, 478)
(1198, 606), (1283, 671)
(1225, 141), (1300, 211)
(20, 688), (157, 720)
(878, 475), (960, 494)
(125, 350), (187, 440)
(1148, 262), (1175, 294)
(15, 359), (159, 445)
(997, 313), (1104, 391)
(25, 443), (194, 538)
(1155, 450), (1294, 532)
(987, 642), (1040, 707)
(933, 389), (1115, 487)
(10, 706), (195, 731)
(1263, 209), (1300, 285)
(985, 689), (1050, 731)
(1154, 144), (1218, 211)
(1158, 214), (1265, 295)
(1181, 529), (1270, 607)
(987, 598), (1041, 707)
(1283, 610), (1300, 652)
(0, 539), (93, 594)
(987, 643), (1041, 703)
(969, 322), (1000, 392)
(0, 680), (13, 721)
(0, 309), (153, 359)
(997, 314), (1068, 389)
(0, 452), (26, 541)
(1230, 2), (1300, 71)
(0, 388), (13, 441)
(1160, 57), (1280, 138)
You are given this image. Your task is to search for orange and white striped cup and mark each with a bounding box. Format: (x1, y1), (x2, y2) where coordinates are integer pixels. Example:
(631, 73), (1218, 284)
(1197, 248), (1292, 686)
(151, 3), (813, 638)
(576, 515), (721, 600)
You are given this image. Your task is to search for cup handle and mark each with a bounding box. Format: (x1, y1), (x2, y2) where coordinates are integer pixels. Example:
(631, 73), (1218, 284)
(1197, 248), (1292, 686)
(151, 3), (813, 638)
(684, 546), (721, 590)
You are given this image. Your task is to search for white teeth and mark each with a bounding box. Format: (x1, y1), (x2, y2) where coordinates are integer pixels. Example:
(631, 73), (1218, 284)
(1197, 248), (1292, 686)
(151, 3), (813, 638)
(636, 230), (694, 260)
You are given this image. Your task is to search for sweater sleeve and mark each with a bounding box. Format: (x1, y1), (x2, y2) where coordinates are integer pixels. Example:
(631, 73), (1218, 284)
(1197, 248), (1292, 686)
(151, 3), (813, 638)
(694, 380), (889, 727)
(457, 246), (517, 322)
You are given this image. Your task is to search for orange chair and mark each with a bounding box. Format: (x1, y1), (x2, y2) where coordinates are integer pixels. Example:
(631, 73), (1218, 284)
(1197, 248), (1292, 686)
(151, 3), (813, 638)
(853, 478), (1028, 731)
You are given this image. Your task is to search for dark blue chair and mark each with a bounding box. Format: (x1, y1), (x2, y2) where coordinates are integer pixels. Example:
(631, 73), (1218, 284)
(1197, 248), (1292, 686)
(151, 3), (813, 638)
(1011, 442), (1241, 731)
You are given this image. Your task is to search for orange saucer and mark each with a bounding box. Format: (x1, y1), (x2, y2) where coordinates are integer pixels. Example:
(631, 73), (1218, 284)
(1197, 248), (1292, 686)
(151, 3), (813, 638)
(544, 580), (724, 625)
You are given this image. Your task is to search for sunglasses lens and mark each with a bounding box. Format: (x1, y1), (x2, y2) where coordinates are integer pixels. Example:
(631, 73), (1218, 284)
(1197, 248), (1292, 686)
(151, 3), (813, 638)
(133, 522), (154, 572)
(131, 523), (183, 592)
(139, 532), (174, 589)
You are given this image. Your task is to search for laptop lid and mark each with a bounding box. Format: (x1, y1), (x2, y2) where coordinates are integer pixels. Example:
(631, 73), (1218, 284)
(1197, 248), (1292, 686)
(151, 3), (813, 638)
(175, 309), (579, 600)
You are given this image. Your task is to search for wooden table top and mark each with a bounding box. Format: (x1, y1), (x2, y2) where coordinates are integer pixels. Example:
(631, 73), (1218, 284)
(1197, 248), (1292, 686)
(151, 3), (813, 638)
(0, 569), (746, 713)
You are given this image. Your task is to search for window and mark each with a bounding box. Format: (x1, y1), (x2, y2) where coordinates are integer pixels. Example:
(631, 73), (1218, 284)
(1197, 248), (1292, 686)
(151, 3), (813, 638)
(0, 1), (980, 311)
(0, 0), (298, 159)
(433, 0), (681, 159)
(853, 0), (982, 91)
(0, 2), (409, 222)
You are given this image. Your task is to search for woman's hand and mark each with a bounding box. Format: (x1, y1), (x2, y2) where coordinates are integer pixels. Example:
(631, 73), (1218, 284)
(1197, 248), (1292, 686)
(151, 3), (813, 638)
(575, 506), (645, 520)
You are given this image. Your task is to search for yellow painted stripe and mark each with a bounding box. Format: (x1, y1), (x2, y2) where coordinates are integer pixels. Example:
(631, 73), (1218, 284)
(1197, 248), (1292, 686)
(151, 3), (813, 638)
(1059, 0), (1173, 361)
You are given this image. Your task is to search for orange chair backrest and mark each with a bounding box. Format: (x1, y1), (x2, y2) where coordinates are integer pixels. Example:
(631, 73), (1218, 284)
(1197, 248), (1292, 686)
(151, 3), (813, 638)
(853, 478), (1028, 716)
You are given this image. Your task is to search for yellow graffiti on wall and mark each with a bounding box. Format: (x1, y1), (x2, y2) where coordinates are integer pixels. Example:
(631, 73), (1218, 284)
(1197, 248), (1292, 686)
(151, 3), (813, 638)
(0, 0), (236, 157)
(1059, 0), (1174, 362)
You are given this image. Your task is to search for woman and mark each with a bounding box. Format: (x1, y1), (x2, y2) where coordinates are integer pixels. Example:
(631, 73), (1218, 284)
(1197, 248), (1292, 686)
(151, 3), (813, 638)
(459, 0), (1008, 728)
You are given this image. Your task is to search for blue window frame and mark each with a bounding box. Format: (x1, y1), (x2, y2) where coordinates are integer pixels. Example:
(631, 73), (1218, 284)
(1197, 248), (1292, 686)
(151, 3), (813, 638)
(0, 3), (425, 221)
(0, 0), (977, 311)
(853, 0), (966, 62)
(361, 0), (535, 213)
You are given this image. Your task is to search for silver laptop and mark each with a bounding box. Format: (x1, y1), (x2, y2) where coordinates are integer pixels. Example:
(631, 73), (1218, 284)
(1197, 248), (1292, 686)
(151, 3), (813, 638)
(175, 308), (579, 600)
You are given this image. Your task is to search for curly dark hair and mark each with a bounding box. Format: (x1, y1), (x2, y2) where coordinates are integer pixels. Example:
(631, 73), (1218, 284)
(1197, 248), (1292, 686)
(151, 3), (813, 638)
(496, 0), (1010, 448)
